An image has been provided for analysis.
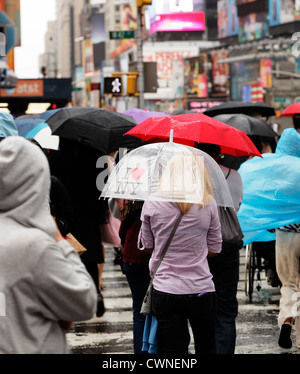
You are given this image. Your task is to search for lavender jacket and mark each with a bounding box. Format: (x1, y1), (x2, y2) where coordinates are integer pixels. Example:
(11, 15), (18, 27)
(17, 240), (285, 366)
(138, 200), (222, 295)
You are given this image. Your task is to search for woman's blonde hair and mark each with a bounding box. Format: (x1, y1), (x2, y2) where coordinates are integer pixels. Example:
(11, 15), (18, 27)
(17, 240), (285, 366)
(176, 202), (195, 214)
(158, 151), (213, 214)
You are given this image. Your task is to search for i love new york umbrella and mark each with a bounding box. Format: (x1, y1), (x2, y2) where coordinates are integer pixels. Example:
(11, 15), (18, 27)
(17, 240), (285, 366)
(125, 113), (262, 158)
(101, 140), (234, 208)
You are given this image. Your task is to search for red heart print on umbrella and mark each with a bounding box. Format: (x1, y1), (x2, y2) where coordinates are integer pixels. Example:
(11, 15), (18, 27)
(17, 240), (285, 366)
(131, 168), (145, 181)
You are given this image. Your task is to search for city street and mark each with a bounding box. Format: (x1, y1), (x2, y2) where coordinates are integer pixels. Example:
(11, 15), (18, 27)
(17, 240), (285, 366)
(2, 0), (300, 362)
(66, 246), (300, 355)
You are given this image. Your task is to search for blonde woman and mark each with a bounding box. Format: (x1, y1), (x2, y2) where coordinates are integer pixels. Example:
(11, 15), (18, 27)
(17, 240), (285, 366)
(138, 194), (222, 354)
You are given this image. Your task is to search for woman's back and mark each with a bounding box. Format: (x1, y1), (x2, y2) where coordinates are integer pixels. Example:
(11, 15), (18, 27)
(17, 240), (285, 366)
(138, 200), (222, 295)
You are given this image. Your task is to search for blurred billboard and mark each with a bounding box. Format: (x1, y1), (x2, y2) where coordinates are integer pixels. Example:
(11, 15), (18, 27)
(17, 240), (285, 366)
(148, 0), (206, 34)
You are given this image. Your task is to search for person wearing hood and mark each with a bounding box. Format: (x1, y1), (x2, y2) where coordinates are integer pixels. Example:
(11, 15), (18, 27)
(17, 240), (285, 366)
(292, 114), (300, 134)
(0, 112), (18, 140)
(0, 137), (97, 354)
(237, 128), (300, 350)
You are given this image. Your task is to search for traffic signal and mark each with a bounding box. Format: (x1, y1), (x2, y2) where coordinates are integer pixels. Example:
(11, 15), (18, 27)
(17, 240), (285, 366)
(137, 0), (152, 7)
(104, 77), (123, 95)
(127, 74), (138, 95)
(0, 68), (7, 86)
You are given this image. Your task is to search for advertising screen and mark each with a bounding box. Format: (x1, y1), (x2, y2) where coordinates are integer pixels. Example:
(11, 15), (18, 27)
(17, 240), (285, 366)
(218, 0), (239, 38)
(269, 0), (281, 26)
(211, 51), (230, 97)
(238, 12), (269, 41)
(269, 0), (300, 25)
(183, 54), (208, 98)
(280, 0), (295, 23)
(148, 0), (205, 34)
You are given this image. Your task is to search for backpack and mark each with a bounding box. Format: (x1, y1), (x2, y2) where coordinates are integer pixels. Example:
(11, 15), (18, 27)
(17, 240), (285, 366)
(217, 168), (244, 250)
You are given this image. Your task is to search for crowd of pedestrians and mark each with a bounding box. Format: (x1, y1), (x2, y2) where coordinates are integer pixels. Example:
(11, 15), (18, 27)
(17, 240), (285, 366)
(0, 107), (299, 355)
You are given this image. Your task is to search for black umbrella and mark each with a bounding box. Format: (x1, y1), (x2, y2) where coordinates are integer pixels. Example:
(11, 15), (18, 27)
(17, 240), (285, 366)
(46, 107), (142, 154)
(204, 101), (275, 118)
(214, 114), (278, 138)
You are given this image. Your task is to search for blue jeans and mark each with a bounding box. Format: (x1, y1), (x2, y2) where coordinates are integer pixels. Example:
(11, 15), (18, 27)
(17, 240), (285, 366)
(208, 249), (240, 354)
(122, 262), (151, 354)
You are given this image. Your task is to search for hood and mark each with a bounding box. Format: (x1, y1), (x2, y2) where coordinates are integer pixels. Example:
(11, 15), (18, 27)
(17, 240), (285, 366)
(0, 112), (18, 137)
(0, 136), (55, 237)
(275, 128), (300, 158)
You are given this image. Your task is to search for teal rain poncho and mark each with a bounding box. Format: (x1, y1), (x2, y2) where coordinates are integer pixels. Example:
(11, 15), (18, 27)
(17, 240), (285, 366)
(237, 128), (300, 245)
(0, 112), (18, 138)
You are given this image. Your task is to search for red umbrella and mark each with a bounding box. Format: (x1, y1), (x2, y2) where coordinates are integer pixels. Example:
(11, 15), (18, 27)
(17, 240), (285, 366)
(280, 103), (300, 117)
(125, 113), (262, 157)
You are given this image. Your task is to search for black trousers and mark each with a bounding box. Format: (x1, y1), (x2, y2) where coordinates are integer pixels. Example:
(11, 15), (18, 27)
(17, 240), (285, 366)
(152, 289), (216, 354)
(208, 249), (240, 354)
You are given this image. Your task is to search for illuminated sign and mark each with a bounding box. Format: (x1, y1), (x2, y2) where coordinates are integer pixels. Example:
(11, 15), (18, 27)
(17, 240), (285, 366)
(104, 77), (122, 94)
(150, 12), (205, 34)
(148, 0), (206, 34)
(0, 80), (44, 97)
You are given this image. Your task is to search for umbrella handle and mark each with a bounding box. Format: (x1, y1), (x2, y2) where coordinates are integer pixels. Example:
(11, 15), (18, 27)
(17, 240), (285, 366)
(169, 129), (173, 143)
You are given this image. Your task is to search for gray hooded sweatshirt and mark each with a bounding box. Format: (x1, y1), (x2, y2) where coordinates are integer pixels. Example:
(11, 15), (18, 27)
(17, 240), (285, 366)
(0, 137), (97, 354)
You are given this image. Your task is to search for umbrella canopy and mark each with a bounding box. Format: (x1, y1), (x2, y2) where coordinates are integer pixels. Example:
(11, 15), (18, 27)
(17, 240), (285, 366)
(101, 140), (234, 208)
(125, 113), (262, 158)
(46, 107), (142, 154)
(15, 118), (59, 150)
(214, 114), (278, 137)
(15, 108), (61, 122)
(280, 103), (300, 117)
(122, 108), (170, 124)
(33, 126), (59, 150)
(203, 101), (275, 118)
(15, 117), (49, 137)
(39, 108), (62, 120)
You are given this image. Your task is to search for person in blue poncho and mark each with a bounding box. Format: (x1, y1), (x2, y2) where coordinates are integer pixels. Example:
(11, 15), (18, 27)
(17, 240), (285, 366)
(0, 112), (18, 140)
(237, 128), (300, 350)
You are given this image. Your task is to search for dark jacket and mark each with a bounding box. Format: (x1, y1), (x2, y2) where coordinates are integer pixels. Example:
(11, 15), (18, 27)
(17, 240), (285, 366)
(119, 203), (150, 265)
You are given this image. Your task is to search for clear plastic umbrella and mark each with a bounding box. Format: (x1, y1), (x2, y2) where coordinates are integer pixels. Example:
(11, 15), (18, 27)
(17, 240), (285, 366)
(101, 134), (234, 208)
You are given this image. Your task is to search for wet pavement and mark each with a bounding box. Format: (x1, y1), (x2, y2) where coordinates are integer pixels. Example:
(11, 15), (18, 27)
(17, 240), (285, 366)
(66, 246), (300, 355)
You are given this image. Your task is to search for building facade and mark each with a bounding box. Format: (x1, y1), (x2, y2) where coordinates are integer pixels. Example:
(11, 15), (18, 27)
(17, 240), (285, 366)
(35, 0), (300, 129)
(214, 0), (300, 132)
(39, 0), (221, 111)
(0, 0), (19, 92)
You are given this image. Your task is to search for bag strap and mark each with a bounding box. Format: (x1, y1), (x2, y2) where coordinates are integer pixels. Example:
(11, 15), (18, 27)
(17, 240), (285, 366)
(225, 168), (231, 180)
(150, 211), (184, 282)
